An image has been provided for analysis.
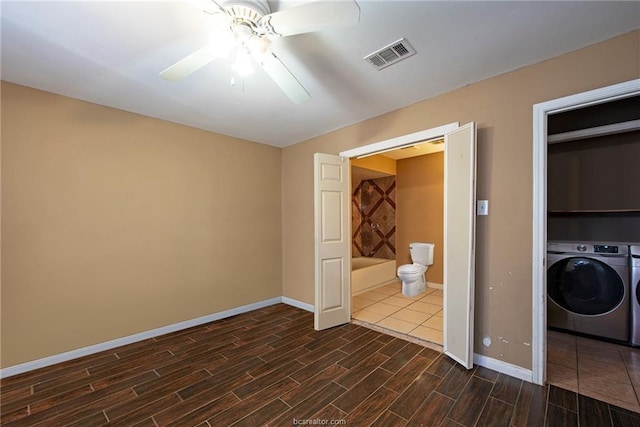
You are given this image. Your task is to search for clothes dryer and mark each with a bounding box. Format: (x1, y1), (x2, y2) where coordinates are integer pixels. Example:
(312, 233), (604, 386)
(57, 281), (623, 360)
(547, 241), (630, 342)
(631, 245), (640, 347)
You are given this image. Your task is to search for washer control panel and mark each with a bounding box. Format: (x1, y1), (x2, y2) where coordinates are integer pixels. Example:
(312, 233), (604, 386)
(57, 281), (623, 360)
(593, 245), (619, 254)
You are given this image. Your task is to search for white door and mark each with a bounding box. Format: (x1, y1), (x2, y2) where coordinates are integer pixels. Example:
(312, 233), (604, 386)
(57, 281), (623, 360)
(443, 122), (477, 369)
(314, 153), (351, 330)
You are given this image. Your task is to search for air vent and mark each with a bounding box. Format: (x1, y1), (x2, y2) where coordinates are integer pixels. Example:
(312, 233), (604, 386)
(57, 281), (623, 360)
(364, 38), (416, 70)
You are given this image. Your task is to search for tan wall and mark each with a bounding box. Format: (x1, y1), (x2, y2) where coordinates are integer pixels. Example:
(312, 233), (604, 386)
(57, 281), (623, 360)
(350, 155), (396, 176)
(396, 153), (444, 285)
(282, 30), (640, 369)
(1, 82), (282, 367)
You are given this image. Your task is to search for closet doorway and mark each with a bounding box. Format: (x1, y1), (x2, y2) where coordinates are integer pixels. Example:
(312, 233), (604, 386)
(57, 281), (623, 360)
(531, 78), (640, 386)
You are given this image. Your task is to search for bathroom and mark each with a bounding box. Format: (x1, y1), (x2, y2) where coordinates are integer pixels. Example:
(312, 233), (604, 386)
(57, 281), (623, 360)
(350, 143), (445, 345)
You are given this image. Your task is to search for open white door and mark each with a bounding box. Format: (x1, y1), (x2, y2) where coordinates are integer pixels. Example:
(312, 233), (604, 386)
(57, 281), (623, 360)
(444, 122), (477, 369)
(314, 153), (351, 330)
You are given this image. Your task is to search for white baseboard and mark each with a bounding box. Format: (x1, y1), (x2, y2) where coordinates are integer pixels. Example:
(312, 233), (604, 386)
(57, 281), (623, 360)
(1, 296), (309, 380)
(3, 297), (534, 385)
(473, 353), (533, 383)
(281, 297), (314, 312)
(427, 282), (443, 290)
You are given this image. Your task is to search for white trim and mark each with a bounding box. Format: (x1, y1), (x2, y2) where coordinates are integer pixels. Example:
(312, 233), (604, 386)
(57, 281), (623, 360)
(282, 297), (314, 312)
(0, 296), (311, 379)
(427, 282), (443, 290)
(474, 353), (533, 383)
(1, 293), (535, 383)
(531, 78), (640, 386)
(547, 119), (640, 144)
(339, 122), (459, 159)
(532, 100), (548, 386)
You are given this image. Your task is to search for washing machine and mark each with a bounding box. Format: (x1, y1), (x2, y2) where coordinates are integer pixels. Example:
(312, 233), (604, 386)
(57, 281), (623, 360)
(631, 245), (640, 347)
(547, 241), (630, 343)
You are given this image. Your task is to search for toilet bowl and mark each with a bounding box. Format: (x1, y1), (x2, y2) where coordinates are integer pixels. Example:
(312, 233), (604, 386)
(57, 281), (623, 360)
(397, 242), (434, 297)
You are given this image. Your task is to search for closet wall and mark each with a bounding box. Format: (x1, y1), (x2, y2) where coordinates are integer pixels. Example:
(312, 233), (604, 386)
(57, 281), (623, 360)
(547, 96), (640, 242)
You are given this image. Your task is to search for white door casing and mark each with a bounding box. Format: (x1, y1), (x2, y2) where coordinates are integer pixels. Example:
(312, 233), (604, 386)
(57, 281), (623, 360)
(531, 78), (640, 385)
(314, 153), (351, 330)
(443, 122), (477, 369)
(316, 121), (477, 370)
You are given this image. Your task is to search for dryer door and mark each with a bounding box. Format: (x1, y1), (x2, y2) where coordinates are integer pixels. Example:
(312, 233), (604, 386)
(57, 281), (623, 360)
(548, 256), (625, 316)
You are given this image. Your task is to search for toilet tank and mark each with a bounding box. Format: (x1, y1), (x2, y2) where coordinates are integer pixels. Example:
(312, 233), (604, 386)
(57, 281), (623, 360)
(410, 242), (434, 266)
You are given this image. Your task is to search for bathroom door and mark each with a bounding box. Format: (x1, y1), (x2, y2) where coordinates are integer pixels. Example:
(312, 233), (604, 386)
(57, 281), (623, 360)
(313, 153), (351, 330)
(443, 122), (477, 369)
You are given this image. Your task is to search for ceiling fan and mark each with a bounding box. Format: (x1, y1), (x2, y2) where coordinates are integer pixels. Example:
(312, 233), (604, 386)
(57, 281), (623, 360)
(160, 0), (361, 104)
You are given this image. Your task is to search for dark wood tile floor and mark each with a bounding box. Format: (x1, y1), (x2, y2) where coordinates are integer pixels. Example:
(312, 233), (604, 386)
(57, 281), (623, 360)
(2, 303), (639, 426)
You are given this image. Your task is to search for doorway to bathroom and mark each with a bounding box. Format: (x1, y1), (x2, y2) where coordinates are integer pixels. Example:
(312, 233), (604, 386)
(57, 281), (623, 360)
(314, 122), (477, 369)
(350, 142), (445, 349)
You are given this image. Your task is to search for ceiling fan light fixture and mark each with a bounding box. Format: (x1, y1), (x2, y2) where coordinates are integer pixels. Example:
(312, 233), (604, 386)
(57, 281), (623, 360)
(247, 35), (271, 57)
(232, 47), (254, 76)
(208, 27), (235, 58)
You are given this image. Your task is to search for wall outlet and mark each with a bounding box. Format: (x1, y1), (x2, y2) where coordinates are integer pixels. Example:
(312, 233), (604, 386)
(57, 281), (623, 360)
(477, 200), (489, 216)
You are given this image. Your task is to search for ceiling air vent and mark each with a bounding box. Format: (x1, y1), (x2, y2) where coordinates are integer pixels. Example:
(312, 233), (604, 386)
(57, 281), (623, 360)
(364, 38), (416, 70)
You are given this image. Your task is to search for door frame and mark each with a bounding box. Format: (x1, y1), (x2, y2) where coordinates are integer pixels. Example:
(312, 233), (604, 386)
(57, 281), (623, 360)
(531, 78), (640, 385)
(340, 123), (460, 159)
(339, 124), (461, 290)
(338, 123), (459, 301)
(336, 121), (479, 369)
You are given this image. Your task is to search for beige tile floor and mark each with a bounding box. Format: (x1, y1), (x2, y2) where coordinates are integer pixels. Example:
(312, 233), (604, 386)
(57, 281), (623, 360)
(351, 280), (443, 345)
(547, 329), (640, 413)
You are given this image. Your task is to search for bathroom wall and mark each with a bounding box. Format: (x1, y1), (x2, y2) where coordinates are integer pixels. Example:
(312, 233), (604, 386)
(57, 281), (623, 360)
(352, 176), (396, 259)
(396, 153), (444, 285)
(1, 82), (283, 368)
(351, 155), (396, 176)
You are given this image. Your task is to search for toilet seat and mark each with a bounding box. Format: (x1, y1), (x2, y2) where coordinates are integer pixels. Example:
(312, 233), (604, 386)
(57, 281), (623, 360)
(398, 263), (426, 275)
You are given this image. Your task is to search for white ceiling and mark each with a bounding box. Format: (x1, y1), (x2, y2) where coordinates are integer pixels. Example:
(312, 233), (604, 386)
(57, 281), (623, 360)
(2, 1), (638, 148)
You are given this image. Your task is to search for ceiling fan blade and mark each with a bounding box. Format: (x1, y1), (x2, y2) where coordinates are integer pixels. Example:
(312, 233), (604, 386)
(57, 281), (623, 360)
(160, 47), (218, 80)
(262, 0), (360, 37)
(256, 52), (310, 104)
(188, 0), (225, 14)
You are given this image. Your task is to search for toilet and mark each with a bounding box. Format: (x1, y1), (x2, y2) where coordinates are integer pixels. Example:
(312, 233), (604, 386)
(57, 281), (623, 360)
(397, 242), (434, 297)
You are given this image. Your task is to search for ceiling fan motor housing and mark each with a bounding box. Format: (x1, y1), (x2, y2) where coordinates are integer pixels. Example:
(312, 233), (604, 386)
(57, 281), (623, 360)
(221, 0), (271, 27)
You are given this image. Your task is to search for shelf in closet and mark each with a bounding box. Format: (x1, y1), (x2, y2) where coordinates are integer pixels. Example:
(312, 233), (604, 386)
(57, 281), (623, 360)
(548, 209), (640, 216)
(547, 119), (640, 144)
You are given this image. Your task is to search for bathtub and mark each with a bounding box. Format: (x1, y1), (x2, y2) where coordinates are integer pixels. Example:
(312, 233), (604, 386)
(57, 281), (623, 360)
(351, 257), (397, 295)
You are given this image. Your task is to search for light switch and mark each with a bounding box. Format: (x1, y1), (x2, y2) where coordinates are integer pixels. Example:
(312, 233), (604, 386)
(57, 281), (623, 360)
(477, 200), (489, 216)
